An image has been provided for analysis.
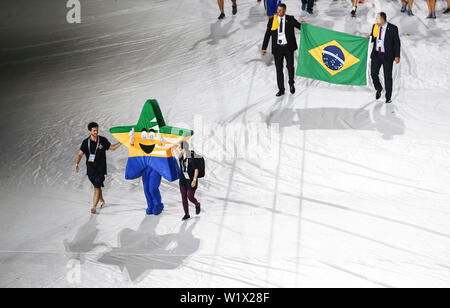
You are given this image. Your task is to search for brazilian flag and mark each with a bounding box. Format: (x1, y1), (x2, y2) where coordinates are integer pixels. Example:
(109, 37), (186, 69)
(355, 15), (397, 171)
(296, 24), (370, 86)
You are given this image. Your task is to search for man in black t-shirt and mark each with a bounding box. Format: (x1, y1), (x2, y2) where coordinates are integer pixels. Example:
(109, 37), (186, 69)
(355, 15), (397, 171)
(75, 122), (121, 214)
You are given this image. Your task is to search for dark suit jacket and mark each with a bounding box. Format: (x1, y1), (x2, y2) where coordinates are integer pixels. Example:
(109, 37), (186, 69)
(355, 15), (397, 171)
(370, 23), (401, 61)
(262, 15), (302, 55)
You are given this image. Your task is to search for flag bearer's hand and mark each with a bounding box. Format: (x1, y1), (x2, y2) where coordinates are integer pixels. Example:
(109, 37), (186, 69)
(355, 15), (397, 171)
(395, 57), (400, 64)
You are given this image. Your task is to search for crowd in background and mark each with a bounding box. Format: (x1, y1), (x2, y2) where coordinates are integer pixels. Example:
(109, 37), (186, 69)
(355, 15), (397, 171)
(216, 0), (450, 19)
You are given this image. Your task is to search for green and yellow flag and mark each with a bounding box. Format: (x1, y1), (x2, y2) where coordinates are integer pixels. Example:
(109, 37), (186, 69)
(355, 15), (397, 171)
(296, 24), (370, 86)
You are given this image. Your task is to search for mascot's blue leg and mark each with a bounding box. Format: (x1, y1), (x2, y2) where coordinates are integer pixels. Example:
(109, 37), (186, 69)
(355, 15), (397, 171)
(148, 168), (163, 215)
(142, 167), (155, 215)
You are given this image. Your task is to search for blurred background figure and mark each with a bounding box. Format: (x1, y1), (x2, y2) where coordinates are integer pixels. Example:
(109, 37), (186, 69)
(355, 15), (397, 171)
(401, 0), (414, 16)
(301, 0), (315, 15)
(218, 0), (237, 19)
(444, 0), (450, 14)
(426, 0), (436, 18)
(350, 0), (365, 17)
(351, 0), (358, 17)
(265, 0), (281, 18)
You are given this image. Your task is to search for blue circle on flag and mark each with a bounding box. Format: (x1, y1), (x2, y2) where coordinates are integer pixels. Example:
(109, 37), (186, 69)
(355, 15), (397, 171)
(322, 45), (345, 71)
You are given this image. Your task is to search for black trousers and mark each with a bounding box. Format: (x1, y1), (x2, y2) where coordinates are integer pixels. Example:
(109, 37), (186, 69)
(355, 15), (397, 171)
(274, 46), (295, 92)
(302, 0), (315, 10)
(371, 53), (394, 100)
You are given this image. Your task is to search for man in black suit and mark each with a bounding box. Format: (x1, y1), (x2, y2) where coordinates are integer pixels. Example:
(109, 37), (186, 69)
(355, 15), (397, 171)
(367, 12), (401, 104)
(261, 3), (305, 97)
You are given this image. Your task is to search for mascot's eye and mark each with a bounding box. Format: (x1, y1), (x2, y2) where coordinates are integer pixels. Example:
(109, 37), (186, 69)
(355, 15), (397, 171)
(141, 131), (148, 139)
(148, 132), (155, 140)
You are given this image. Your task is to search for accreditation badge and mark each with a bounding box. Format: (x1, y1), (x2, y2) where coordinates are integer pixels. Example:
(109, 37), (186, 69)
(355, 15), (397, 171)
(88, 154), (96, 163)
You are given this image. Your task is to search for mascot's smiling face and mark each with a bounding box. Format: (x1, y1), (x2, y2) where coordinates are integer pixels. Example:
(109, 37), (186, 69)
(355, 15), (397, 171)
(140, 143), (155, 154)
(110, 99), (194, 159)
(137, 129), (162, 154)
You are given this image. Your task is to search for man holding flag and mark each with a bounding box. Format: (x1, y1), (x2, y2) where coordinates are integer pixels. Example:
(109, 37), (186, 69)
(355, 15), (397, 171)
(295, 13), (400, 103)
(366, 12), (401, 104)
(261, 3), (306, 97)
(296, 21), (370, 86)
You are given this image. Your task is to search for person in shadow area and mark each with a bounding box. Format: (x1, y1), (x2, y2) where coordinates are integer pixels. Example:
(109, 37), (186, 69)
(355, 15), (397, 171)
(365, 12), (401, 104)
(261, 3), (306, 97)
(176, 141), (201, 221)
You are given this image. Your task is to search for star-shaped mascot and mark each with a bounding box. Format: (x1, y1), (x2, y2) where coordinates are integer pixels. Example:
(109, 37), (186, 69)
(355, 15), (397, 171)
(110, 99), (193, 215)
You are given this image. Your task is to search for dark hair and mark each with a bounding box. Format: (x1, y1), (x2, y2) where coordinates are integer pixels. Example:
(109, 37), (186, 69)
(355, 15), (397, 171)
(88, 122), (98, 131)
(278, 3), (286, 9)
(379, 12), (387, 21)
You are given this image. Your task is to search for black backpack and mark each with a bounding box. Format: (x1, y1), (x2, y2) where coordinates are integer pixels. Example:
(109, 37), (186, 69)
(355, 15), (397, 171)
(190, 150), (205, 178)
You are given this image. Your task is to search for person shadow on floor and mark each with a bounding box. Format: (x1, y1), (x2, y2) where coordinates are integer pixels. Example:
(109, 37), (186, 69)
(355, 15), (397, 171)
(97, 216), (200, 283)
(189, 19), (240, 51)
(263, 102), (405, 139)
(64, 215), (107, 263)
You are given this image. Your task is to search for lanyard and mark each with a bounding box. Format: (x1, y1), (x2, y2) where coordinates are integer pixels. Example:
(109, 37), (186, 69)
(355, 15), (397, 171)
(88, 137), (100, 156)
(183, 157), (189, 172)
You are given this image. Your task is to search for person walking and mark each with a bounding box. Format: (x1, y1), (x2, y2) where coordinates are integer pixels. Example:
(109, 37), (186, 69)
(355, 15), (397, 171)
(426, 0), (436, 18)
(351, 0), (358, 17)
(366, 13), (401, 104)
(301, 0), (315, 15)
(401, 0), (414, 16)
(177, 141), (201, 221)
(218, 0), (238, 19)
(261, 3), (305, 97)
(75, 122), (121, 214)
(445, 0), (450, 14)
